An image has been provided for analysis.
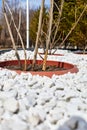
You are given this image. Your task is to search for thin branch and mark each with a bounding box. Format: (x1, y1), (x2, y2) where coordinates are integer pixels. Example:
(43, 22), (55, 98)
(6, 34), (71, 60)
(32, 0), (45, 68)
(52, 32), (62, 49)
(38, 52), (44, 60)
(2, 0), (21, 66)
(17, 5), (21, 45)
(5, 2), (27, 70)
(52, 0), (64, 45)
(41, 29), (48, 39)
(59, 4), (87, 48)
(42, 0), (54, 71)
(54, 1), (60, 13)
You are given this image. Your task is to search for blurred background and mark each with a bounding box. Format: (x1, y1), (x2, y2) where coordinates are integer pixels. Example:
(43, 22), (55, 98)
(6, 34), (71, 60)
(0, 0), (87, 51)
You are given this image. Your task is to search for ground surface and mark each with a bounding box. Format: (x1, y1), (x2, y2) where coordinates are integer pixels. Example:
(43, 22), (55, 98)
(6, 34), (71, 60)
(0, 49), (87, 130)
(5, 64), (66, 71)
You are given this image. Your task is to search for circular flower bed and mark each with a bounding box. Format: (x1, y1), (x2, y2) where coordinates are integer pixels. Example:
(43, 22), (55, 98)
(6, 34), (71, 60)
(0, 60), (78, 77)
(74, 51), (87, 55)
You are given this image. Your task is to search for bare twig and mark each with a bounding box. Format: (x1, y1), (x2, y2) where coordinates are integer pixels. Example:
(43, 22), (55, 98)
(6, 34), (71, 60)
(32, 0), (45, 69)
(42, 0), (54, 71)
(59, 4), (87, 48)
(17, 4), (21, 45)
(5, 2), (27, 70)
(52, 0), (64, 45)
(38, 52), (44, 60)
(2, 0), (21, 66)
(54, 1), (60, 13)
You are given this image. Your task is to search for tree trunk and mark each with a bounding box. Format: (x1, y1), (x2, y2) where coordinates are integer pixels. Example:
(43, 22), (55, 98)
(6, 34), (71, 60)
(2, 0), (21, 67)
(5, 2), (27, 70)
(42, 0), (54, 71)
(32, 0), (45, 69)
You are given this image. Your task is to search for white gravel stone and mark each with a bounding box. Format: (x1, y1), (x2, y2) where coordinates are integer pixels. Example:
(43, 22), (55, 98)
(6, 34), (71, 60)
(1, 111), (13, 120)
(28, 107), (46, 126)
(0, 100), (3, 107)
(3, 98), (19, 113)
(1, 117), (29, 130)
(3, 79), (15, 91)
(0, 90), (18, 101)
(0, 108), (4, 116)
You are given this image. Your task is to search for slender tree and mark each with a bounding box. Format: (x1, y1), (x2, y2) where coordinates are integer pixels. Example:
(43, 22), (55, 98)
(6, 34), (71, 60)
(32, 0), (45, 69)
(42, 0), (54, 71)
(2, 0), (21, 66)
(5, 2), (27, 70)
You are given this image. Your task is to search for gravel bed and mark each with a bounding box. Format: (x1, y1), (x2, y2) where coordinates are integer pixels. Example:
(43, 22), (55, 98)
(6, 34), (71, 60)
(0, 49), (87, 130)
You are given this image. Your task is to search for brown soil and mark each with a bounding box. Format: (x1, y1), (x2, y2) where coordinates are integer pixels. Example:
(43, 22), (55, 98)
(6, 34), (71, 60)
(5, 64), (66, 71)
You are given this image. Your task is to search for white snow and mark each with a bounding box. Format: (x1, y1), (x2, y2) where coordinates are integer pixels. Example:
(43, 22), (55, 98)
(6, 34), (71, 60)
(0, 49), (87, 130)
